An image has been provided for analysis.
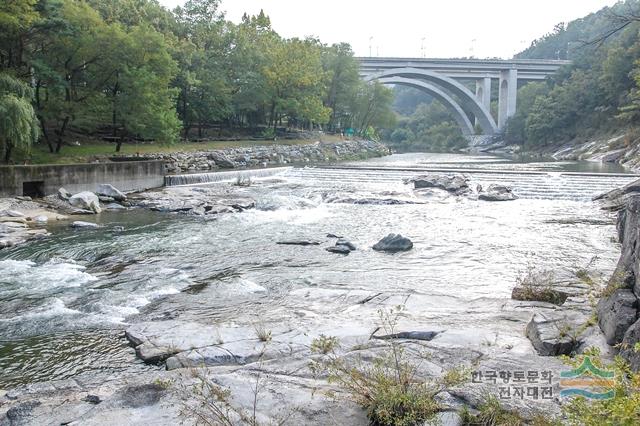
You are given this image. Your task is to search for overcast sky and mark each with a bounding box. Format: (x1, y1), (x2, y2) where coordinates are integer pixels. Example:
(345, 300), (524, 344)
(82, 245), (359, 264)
(159, 0), (619, 58)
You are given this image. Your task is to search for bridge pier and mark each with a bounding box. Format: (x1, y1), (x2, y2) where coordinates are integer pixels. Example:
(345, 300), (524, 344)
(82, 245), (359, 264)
(475, 77), (491, 129)
(498, 69), (517, 130)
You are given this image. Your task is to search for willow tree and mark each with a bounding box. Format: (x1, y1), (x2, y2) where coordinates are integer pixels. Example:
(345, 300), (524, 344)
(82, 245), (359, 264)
(0, 74), (39, 163)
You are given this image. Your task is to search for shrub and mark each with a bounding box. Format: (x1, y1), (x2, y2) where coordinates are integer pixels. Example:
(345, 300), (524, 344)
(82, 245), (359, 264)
(459, 395), (557, 426)
(310, 307), (467, 426)
(562, 350), (640, 426)
(310, 334), (339, 354)
(511, 266), (568, 305)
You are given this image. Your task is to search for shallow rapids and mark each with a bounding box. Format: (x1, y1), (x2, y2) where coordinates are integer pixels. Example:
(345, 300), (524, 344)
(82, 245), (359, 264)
(0, 153), (635, 388)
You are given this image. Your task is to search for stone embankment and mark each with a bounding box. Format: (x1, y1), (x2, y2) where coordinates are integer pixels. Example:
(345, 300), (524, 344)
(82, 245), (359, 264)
(128, 139), (390, 174)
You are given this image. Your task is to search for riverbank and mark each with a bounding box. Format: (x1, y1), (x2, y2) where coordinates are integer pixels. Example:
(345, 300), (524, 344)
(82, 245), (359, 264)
(483, 130), (640, 173)
(0, 153), (635, 425)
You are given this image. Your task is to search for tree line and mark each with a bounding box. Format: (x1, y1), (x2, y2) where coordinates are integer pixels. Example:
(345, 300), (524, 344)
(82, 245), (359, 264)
(0, 0), (395, 162)
(506, 0), (640, 149)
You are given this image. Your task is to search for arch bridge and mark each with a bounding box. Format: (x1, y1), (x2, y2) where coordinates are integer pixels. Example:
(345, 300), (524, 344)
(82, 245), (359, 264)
(358, 57), (570, 136)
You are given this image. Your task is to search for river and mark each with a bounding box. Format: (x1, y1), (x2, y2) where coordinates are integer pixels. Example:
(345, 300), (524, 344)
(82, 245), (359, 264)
(0, 153), (635, 389)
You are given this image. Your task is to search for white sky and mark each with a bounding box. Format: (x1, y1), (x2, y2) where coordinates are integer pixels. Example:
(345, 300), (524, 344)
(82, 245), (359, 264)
(159, 0), (619, 58)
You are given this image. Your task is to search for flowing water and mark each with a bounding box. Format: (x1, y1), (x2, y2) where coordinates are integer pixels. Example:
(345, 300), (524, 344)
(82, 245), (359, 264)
(0, 153), (636, 389)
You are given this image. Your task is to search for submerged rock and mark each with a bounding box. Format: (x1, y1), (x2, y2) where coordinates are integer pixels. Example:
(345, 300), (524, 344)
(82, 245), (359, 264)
(96, 184), (127, 202)
(479, 184), (517, 201)
(276, 240), (320, 246)
(372, 234), (413, 252)
(372, 331), (440, 341)
(69, 191), (101, 214)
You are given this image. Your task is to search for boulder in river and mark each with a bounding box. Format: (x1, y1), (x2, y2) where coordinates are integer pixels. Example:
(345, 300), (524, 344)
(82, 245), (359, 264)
(372, 234), (413, 253)
(69, 191), (101, 214)
(96, 184), (127, 202)
(478, 184), (517, 201)
(58, 188), (72, 201)
(406, 174), (469, 194)
(326, 245), (351, 255)
(208, 152), (236, 168)
(70, 221), (100, 229)
(336, 239), (356, 251)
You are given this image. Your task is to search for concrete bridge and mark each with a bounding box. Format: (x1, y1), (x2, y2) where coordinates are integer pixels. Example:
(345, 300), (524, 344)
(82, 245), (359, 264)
(358, 57), (571, 135)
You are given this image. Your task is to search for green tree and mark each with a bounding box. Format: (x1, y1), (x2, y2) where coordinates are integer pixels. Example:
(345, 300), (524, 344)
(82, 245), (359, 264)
(348, 81), (395, 138)
(0, 73), (39, 163)
(321, 42), (360, 130)
(263, 37), (331, 130)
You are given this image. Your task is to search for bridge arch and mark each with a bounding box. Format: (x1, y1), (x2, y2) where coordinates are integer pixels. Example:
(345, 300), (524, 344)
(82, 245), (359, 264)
(377, 77), (474, 136)
(365, 67), (499, 135)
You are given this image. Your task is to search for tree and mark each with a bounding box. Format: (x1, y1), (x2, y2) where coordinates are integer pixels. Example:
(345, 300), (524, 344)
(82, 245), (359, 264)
(262, 37), (331, 130)
(101, 24), (181, 151)
(0, 73), (39, 163)
(348, 81), (395, 137)
(321, 43), (360, 130)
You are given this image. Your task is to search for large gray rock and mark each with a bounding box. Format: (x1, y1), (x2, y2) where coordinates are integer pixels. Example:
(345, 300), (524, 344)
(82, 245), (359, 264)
(597, 289), (638, 345)
(70, 221), (100, 229)
(96, 184), (127, 202)
(407, 174), (469, 194)
(478, 184), (517, 201)
(619, 318), (640, 371)
(610, 196), (640, 297)
(372, 233), (413, 252)
(69, 191), (101, 214)
(525, 313), (579, 356)
(208, 152), (236, 168)
(58, 187), (72, 200)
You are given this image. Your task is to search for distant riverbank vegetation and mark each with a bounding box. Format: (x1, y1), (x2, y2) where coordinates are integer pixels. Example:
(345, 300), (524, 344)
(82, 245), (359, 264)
(507, 0), (640, 149)
(0, 0), (395, 163)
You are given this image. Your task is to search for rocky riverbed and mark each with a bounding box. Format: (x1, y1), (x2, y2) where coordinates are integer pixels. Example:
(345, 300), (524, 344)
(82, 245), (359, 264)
(0, 153), (636, 425)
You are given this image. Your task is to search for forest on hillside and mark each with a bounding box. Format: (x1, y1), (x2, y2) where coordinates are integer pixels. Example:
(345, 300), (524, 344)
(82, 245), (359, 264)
(0, 0), (396, 162)
(507, 0), (640, 149)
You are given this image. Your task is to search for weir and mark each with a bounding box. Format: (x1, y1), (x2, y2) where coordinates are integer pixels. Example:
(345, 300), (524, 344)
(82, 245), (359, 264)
(165, 166), (293, 186)
(285, 166), (640, 202)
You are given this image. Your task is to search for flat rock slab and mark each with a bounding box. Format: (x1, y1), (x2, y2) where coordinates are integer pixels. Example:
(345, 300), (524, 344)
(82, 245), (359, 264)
(125, 321), (305, 367)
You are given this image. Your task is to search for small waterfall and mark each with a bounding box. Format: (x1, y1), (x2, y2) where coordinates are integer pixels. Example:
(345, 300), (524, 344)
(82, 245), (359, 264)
(165, 167), (293, 187)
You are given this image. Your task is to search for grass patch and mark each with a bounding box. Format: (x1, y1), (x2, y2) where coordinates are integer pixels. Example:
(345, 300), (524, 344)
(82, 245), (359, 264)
(310, 334), (339, 355)
(561, 349), (640, 426)
(310, 307), (468, 426)
(511, 266), (568, 305)
(460, 395), (558, 426)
